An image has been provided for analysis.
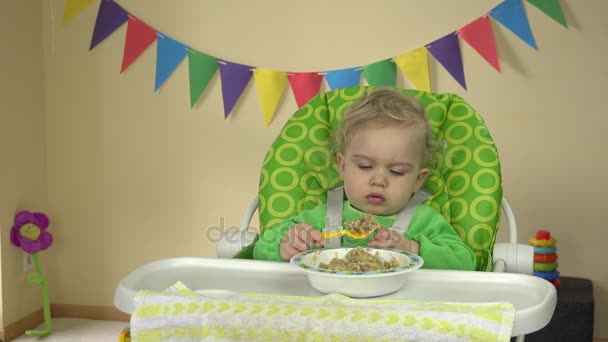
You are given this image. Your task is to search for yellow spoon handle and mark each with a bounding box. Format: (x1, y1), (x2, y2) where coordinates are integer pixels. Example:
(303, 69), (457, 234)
(321, 230), (372, 239)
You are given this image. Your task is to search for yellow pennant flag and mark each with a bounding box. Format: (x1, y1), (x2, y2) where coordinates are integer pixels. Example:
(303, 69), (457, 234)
(394, 47), (431, 92)
(253, 69), (288, 127)
(62, 0), (94, 24)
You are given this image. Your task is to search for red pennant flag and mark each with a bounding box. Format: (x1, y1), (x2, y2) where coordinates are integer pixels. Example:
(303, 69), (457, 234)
(287, 72), (323, 108)
(121, 15), (157, 73)
(458, 15), (501, 73)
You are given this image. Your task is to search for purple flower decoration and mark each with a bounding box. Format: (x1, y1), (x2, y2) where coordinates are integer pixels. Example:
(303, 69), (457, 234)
(10, 211), (53, 253)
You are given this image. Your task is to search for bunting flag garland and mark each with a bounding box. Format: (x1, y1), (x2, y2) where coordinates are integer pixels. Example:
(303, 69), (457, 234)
(527, 0), (567, 28)
(363, 59), (397, 87)
(61, 0), (95, 24)
(188, 50), (219, 108)
(121, 15), (157, 73)
(89, 0), (128, 50)
(155, 34), (188, 92)
(325, 67), (361, 90)
(458, 15), (501, 73)
(253, 69), (288, 126)
(218, 61), (253, 118)
(66, 0), (568, 126)
(393, 47), (431, 92)
(426, 33), (467, 90)
(490, 0), (538, 50)
(287, 73), (324, 108)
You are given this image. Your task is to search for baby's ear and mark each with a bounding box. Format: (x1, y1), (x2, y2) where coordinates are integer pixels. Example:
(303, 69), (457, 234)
(336, 154), (345, 178)
(415, 168), (430, 190)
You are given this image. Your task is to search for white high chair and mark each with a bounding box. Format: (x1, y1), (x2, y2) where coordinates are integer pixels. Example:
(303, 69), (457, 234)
(114, 87), (556, 341)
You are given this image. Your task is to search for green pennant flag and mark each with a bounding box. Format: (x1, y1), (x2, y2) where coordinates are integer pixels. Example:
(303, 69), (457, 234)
(188, 50), (219, 108)
(363, 59), (397, 87)
(527, 0), (567, 27)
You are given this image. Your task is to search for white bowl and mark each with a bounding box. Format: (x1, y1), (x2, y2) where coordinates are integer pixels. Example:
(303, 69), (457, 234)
(290, 247), (423, 298)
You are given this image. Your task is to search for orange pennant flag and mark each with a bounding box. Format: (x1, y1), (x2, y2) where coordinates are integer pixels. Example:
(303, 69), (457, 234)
(253, 69), (288, 126)
(61, 0), (94, 24)
(394, 47), (431, 92)
(458, 15), (501, 72)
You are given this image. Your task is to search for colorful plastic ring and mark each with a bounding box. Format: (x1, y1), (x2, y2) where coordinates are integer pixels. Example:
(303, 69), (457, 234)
(536, 230), (551, 240)
(534, 253), (558, 263)
(534, 262), (558, 272)
(533, 246), (557, 254)
(528, 236), (557, 247)
(534, 270), (559, 280)
(551, 279), (561, 288)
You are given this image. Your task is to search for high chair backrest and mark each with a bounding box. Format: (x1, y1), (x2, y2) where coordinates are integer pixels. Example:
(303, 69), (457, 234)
(257, 86), (502, 271)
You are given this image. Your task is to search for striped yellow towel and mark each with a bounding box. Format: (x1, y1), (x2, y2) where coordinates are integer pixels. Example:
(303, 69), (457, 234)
(130, 282), (515, 342)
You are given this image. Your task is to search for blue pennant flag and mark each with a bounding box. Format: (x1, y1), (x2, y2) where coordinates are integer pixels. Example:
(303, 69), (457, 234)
(325, 67), (361, 90)
(155, 33), (189, 91)
(490, 0), (538, 50)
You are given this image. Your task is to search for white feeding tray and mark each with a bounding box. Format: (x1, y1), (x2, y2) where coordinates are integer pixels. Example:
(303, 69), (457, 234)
(290, 247), (423, 297)
(114, 256), (556, 337)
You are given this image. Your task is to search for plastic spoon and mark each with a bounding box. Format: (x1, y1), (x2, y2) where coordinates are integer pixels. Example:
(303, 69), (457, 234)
(321, 229), (376, 240)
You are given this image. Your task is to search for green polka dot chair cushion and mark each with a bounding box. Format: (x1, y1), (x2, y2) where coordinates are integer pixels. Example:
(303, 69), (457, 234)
(258, 86), (502, 271)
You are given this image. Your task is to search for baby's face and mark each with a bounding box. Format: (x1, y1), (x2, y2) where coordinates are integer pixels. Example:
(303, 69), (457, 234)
(337, 123), (428, 216)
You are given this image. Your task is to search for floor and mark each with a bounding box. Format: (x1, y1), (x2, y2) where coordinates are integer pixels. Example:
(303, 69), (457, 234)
(11, 318), (127, 342)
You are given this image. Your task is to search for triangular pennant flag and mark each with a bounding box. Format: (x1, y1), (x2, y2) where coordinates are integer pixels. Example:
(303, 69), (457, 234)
(426, 33), (467, 90)
(490, 0), (538, 50)
(121, 16), (157, 73)
(155, 34), (189, 92)
(253, 69), (288, 126)
(218, 61), (253, 118)
(458, 15), (501, 72)
(61, 0), (94, 24)
(287, 72), (323, 108)
(362, 59), (397, 87)
(324, 67), (361, 90)
(90, 0), (128, 50)
(527, 0), (567, 27)
(394, 47), (431, 92)
(188, 50), (218, 108)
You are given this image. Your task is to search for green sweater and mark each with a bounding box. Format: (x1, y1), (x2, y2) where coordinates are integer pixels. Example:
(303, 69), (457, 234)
(253, 201), (476, 271)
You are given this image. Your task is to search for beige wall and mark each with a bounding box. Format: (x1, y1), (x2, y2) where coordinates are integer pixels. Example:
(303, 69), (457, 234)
(3, 0), (606, 338)
(0, 1), (47, 327)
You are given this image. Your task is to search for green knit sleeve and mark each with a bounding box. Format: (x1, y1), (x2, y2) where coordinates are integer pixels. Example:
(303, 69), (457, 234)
(253, 204), (328, 261)
(407, 205), (477, 271)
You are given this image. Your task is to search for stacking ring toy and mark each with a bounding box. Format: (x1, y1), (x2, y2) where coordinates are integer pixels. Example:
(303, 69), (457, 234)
(534, 253), (558, 263)
(534, 262), (558, 272)
(528, 236), (557, 247)
(533, 246), (557, 254)
(533, 270), (560, 280)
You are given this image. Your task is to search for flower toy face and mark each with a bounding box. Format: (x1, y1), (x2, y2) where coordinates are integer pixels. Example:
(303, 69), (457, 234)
(20, 223), (41, 240)
(10, 211), (53, 254)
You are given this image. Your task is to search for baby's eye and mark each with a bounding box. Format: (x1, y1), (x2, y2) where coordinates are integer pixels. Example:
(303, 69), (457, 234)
(357, 165), (372, 170)
(390, 170), (405, 176)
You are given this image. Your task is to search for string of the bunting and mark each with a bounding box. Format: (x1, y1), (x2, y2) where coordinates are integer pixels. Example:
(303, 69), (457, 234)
(61, 0), (567, 126)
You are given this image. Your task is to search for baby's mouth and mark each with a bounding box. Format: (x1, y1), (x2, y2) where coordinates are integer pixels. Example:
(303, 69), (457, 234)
(366, 193), (385, 204)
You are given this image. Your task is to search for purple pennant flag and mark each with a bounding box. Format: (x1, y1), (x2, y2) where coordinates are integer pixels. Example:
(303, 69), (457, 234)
(426, 32), (467, 90)
(90, 0), (128, 50)
(218, 61), (253, 118)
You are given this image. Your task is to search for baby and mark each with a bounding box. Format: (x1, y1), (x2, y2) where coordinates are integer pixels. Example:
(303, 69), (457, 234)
(253, 88), (476, 270)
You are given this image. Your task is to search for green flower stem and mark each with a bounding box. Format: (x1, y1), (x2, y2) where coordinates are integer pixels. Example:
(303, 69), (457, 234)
(25, 252), (52, 337)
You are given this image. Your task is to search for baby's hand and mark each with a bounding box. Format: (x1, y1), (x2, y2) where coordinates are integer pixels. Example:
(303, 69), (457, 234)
(368, 227), (420, 254)
(280, 223), (326, 261)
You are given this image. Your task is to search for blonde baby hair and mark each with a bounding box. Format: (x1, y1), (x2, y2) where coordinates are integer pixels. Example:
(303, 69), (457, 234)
(333, 88), (436, 167)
